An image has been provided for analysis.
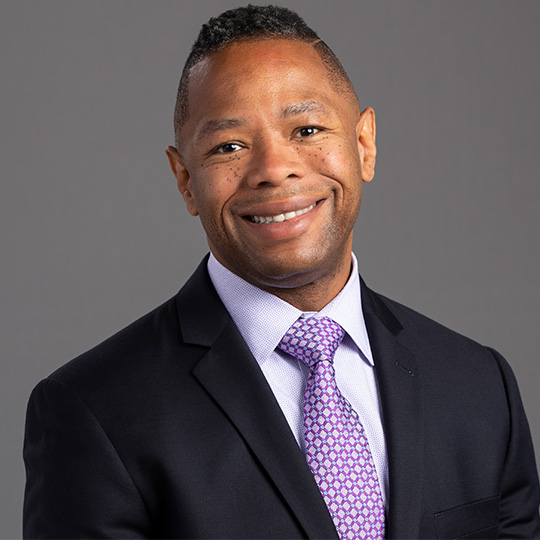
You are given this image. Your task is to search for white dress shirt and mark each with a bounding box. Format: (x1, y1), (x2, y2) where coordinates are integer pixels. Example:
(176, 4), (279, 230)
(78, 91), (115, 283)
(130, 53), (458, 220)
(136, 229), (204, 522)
(207, 252), (389, 505)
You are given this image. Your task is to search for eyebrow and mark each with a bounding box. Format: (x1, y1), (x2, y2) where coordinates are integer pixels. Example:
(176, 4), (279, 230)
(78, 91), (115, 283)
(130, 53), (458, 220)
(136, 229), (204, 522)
(281, 100), (328, 118)
(196, 118), (245, 142)
(195, 100), (328, 143)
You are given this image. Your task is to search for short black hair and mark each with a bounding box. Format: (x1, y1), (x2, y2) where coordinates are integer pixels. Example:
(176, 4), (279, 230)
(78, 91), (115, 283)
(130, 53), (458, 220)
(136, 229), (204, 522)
(173, 4), (357, 147)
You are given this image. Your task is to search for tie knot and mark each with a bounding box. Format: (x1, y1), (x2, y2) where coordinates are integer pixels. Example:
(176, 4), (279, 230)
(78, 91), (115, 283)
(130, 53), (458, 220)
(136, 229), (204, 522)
(278, 316), (345, 369)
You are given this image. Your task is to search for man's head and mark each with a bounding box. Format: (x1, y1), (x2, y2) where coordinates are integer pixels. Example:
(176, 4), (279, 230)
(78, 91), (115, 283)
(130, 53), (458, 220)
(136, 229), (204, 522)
(166, 5), (376, 310)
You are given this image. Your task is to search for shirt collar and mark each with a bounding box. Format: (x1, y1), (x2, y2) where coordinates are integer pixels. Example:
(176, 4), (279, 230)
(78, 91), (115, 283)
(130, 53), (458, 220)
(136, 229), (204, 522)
(207, 253), (374, 367)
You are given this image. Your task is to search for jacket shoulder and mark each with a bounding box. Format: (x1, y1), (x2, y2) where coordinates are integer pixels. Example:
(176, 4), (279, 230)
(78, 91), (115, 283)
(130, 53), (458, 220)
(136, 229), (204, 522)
(372, 289), (493, 357)
(48, 294), (182, 390)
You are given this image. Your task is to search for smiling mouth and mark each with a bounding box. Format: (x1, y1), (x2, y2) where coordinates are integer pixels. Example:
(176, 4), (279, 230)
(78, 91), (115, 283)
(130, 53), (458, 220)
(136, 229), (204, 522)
(248, 202), (318, 224)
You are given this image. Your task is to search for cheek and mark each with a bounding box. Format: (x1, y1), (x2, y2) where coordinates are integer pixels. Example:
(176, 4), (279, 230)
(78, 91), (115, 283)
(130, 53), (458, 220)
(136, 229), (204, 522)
(192, 165), (243, 220)
(302, 142), (359, 180)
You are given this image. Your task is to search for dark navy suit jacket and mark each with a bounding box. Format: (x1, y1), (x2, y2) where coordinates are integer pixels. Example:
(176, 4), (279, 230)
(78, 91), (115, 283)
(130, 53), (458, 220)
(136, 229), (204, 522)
(23, 258), (540, 538)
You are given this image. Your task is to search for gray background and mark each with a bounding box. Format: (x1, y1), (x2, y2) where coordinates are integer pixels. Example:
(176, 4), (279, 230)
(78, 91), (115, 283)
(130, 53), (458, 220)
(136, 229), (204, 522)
(2, 1), (539, 536)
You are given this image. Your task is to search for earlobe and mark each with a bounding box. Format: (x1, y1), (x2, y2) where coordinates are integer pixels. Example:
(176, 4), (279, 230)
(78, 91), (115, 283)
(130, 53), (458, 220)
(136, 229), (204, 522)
(165, 146), (199, 216)
(357, 107), (377, 183)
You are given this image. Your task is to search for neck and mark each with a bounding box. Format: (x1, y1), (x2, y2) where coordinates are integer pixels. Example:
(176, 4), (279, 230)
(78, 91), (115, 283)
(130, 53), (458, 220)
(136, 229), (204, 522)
(263, 256), (352, 312)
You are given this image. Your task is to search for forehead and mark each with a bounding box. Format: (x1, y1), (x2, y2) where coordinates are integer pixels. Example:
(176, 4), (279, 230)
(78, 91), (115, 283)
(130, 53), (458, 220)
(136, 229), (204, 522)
(185, 39), (346, 124)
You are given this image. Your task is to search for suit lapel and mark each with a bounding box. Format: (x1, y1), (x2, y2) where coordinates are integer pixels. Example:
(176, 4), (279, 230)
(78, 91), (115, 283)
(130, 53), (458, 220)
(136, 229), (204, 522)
(176, 259), (339, 540)
(361, 281), (424, 539)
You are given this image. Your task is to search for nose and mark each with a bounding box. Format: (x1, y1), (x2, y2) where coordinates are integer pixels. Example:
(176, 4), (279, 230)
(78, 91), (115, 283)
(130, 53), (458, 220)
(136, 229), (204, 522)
(246, 138), (306, 189)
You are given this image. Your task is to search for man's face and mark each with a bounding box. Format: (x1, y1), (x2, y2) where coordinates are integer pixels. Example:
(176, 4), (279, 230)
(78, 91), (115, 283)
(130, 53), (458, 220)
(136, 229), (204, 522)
(168, 39), (376, 297)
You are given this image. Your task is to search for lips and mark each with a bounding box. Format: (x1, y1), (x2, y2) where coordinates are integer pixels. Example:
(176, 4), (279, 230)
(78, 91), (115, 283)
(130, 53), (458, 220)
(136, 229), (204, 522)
(248, 203), (317, 224)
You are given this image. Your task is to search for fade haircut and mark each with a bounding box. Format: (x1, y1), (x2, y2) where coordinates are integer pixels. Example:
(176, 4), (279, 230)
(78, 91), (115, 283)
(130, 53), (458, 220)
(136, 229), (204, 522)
(173, 4), (358, 147)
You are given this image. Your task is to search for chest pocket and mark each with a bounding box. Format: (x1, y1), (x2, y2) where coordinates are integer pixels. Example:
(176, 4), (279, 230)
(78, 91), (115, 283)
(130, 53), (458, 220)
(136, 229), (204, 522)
(434, 494), (500, 539)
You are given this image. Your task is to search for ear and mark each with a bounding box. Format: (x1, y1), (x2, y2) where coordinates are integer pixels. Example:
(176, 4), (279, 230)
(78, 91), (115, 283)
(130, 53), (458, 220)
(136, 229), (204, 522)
(165, 146), (199, 216)
(356, 107), (377, 183)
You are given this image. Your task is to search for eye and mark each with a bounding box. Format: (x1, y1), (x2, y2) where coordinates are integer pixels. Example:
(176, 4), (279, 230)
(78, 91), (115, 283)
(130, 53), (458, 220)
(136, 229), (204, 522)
(212, 142), (243, 154)
(295, 126), (321, 138)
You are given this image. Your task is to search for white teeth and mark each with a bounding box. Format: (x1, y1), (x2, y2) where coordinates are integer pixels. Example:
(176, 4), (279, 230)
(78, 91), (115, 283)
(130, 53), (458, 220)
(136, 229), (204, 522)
(251, 203), (315, 224)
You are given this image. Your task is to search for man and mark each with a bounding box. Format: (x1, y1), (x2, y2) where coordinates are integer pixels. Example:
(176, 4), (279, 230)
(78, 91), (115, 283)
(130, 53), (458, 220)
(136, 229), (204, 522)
(23, 5), (540, 539)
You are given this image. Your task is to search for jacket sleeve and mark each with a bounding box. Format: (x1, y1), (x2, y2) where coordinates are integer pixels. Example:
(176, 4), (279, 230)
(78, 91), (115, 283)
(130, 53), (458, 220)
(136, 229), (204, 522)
(23, 377), (152, 539)
(489, 348), (540, 539)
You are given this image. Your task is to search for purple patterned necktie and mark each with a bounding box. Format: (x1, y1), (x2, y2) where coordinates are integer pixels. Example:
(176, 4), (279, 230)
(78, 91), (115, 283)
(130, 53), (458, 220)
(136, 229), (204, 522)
(279, 316), (385, 540)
